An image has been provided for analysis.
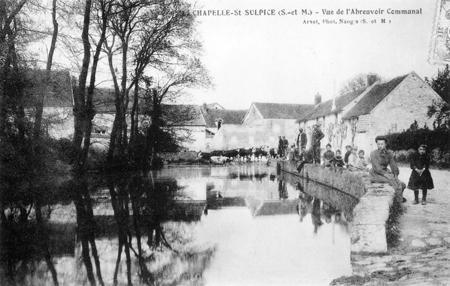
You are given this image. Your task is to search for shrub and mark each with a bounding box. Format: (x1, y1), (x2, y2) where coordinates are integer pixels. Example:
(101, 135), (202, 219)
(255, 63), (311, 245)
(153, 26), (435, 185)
(384, 128), (450, 152)
(443, 151), (450, 165)
(394, 150), (408, 162)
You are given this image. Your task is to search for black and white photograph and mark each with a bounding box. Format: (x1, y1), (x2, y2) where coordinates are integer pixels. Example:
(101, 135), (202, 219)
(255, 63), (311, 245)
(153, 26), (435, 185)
(0, 0), (450, 285)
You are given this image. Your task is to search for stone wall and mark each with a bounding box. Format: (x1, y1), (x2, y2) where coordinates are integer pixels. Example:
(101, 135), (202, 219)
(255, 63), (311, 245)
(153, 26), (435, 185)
(278, 161), (399, 253)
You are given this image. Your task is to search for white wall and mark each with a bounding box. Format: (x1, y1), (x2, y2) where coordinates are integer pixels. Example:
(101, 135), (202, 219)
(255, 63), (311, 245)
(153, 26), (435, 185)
(210, 119), (298, 150)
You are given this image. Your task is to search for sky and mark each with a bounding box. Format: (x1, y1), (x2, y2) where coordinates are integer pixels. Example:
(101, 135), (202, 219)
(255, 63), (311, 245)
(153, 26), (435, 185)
(29, 0), (445, 110)
(182, 0), (443, 109)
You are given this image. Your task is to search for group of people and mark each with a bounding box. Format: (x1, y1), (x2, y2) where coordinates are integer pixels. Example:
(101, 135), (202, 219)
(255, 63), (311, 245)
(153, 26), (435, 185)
(322, 144), (368, 170)
(292, 127), (435, 205)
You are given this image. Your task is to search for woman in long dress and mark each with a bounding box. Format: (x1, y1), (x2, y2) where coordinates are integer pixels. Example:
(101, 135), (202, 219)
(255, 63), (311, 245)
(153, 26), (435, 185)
(407, 144), (434, 205)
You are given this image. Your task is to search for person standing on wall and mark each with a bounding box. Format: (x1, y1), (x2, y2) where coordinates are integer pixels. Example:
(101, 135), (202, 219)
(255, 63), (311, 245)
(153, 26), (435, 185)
(407, 144), (434, 205)
(311, 123), (324, 164)
(296, 128), (308, 154)
(369, 136), (407, 202)
(278, 136), (283, 158)
(283, 136), (289, 158)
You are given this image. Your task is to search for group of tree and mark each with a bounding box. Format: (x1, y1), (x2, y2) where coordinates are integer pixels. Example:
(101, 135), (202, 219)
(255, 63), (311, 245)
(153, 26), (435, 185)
(0, 1), (208, 285)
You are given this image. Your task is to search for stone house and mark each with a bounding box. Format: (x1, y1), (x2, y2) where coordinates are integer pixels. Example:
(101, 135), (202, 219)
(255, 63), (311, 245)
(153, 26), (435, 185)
(341, 72), (443, 153)
(299, 72), (444, 155)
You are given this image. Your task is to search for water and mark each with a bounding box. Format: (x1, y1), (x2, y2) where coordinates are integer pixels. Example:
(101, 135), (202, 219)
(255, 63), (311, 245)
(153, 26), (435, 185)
(0, 164), (358, 286)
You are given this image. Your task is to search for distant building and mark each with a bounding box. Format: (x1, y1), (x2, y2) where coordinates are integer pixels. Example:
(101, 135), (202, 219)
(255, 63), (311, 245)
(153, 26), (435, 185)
(210, 102), (313, 150)
(201, 105), (247, 150)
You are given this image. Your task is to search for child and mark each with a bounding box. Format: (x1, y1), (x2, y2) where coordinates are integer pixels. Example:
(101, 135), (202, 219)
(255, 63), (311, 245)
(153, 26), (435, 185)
(322, 144), (335, 167)
(354, 150), (368, 170)
(332, 149), (345, 167)
(407, 144), (434, 205)
(296, 146), (308, 172)
(344, 145), (352, 165)
(347, 146), (358, 168)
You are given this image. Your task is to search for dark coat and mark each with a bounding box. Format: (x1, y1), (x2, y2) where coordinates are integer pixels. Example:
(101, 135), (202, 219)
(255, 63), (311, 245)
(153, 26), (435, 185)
(407, 153), (434, 190)
(344, 151), (351, 164)
(297, 132), (307, 148)
(332, 156), (345, 167)
(312, 128), (324, 146)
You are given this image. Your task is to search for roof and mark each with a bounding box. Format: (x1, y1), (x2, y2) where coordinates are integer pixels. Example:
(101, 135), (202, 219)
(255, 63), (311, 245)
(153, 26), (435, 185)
(252, 102), (313, 119)
(161, 104), (206, 126)
(205, 102), (224, 110)
(23, 69), (73, 107)
(343, 74), (409, 119)
(202, 107), (247, 127)
(298, 88), (366, 122)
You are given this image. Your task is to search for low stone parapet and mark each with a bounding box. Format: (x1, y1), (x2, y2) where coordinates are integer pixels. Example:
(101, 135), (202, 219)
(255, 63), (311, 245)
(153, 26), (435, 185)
(277, 161), (398, 253)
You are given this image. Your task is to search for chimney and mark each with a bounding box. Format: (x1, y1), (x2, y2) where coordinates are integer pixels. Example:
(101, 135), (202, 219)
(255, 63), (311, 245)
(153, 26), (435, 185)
(367, 74), (378, 86)
(314, 93), (322, 106)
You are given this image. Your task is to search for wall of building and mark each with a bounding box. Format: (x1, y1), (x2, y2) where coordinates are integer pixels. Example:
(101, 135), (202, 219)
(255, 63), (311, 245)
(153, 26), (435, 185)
(299, 113), (353, 153)
(210, 119), (298, 151)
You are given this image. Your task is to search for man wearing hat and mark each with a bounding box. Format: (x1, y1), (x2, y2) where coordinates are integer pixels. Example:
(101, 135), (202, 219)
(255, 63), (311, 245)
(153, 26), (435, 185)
(369, 136), (406, 202)
(311, 123), (324, 164)
(296, 128), (307, 149)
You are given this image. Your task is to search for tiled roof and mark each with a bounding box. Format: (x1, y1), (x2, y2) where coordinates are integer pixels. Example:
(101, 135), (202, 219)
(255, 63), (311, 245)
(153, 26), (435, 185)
(202, 107), (246, 127)
(23, 69), (73, 107)
(342, 74), (409, 119)
(253, 102), (313, 119)
(298, 88), (366, 122)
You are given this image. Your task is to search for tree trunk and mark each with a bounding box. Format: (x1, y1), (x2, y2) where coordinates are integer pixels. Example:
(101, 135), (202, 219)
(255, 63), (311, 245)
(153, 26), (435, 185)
(34, 0), (58, 139)
(73, 0), (92, 173)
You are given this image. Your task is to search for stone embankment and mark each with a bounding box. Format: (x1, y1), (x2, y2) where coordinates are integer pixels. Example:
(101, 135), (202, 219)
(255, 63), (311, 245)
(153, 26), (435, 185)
(278, 161), (399, 254)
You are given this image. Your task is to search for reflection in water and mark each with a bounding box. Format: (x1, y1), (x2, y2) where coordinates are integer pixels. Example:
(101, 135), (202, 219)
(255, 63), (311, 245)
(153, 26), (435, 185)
(0, 164), (358, 285)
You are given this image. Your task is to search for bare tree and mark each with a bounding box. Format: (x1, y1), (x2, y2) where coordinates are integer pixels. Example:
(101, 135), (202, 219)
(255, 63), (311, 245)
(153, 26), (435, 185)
(142, 58), (210, 167)
(339, 73), (380, 95)
(102, 0), (204, 165)
(33, 0), (58, 139)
